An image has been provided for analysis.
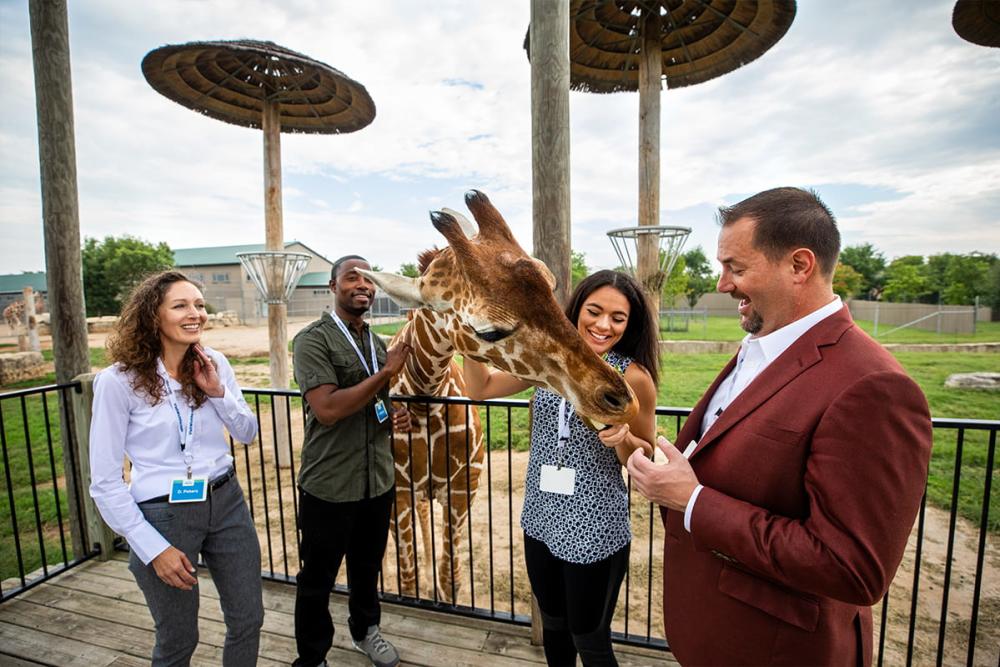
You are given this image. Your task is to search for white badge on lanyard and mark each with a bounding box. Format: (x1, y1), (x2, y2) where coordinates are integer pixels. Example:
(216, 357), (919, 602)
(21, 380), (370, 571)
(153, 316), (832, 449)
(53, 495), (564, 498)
(539, 398), (576, 495)
(165, 381), (208, 503)
(330, 312), (389, 423)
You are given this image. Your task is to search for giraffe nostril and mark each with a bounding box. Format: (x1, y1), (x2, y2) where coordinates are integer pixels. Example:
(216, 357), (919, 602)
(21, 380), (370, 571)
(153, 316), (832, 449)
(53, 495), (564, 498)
(602, 392), (625, 411)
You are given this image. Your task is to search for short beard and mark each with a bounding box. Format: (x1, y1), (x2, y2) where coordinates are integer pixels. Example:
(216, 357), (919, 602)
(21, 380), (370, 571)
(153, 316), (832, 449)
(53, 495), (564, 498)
(338, 300), (370, 317)
(741, 311), (763, 335)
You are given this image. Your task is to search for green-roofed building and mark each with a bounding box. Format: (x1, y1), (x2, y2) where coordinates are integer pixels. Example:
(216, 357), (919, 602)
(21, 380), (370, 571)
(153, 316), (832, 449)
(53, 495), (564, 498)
(3, 241), (401, 327)
(172, 241), (338, 322)
(0, 271), (48, 316)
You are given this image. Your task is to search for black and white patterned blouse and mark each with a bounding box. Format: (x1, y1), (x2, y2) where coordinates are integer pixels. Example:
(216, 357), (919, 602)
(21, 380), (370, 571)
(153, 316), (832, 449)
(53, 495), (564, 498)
(520, 350), (632, 564)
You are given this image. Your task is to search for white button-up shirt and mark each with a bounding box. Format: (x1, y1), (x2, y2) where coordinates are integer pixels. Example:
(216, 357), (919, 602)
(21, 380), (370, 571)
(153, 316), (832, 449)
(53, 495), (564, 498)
(88, 347), (257, 563)
(684, 297), (843, 531)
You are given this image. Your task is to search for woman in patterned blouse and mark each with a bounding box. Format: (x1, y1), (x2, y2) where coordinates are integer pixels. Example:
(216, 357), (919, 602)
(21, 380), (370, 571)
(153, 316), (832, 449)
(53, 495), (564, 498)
(464, 270), (659, 667)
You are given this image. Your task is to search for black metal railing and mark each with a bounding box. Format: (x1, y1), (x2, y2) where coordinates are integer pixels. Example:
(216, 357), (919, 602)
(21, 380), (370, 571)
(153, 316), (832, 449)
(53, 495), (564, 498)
(233, 389), (998, 665)
(0, 382), (99, 602)
(1, 382), (996, 665)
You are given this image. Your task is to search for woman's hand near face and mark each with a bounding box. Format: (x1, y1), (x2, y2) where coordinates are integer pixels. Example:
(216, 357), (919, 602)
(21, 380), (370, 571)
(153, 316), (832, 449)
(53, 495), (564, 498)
(192, 345), (224, 397)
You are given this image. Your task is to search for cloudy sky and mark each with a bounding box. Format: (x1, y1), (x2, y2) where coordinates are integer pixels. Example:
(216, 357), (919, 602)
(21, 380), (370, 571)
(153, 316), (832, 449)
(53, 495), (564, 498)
(1, 0), (998, 280)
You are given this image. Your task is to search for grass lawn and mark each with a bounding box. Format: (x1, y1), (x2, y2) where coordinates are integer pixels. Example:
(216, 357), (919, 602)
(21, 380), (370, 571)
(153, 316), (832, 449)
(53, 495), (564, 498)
(661, 314), (1000, 344)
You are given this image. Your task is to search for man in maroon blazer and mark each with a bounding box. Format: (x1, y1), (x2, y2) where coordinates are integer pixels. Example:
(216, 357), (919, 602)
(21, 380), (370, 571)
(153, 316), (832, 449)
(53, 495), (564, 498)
(628, 187), (932, 666)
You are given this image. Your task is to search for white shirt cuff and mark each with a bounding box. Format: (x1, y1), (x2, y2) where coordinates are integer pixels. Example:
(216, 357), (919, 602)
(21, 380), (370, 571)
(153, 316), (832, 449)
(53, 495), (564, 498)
(683, 484), (705, 533)
(207, 385), (239, 419)
(126, 521), (171, 565)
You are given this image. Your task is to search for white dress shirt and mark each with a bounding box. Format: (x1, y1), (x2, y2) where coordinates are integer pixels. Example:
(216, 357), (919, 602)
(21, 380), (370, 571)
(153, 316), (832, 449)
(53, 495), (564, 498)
(88, 347), (258, 564)
(683, 297), (843, 531)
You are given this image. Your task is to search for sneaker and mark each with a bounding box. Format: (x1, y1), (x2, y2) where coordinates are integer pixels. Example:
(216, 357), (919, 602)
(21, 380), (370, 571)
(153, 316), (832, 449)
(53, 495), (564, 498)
(351, 625), (400, 667)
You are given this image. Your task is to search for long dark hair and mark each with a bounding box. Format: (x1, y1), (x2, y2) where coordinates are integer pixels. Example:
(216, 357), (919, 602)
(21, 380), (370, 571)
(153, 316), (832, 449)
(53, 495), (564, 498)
(106, 270), (211, 408)
(564, 270), (659, 386)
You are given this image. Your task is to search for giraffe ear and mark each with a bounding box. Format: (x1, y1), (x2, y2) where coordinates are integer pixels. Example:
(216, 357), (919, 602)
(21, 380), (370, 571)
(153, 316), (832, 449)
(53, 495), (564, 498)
(358, 270), (424, 308)
(441, 207), (478, 239)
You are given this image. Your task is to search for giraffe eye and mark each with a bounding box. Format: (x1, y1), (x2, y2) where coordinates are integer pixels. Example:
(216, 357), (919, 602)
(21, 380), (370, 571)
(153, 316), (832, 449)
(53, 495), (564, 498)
(475, 328), (513, 343)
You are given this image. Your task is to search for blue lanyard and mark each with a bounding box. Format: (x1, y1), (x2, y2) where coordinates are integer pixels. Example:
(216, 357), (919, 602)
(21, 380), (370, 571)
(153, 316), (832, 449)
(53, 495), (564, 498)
(330, 312), (379, 376)
(169, 397), (195, 453)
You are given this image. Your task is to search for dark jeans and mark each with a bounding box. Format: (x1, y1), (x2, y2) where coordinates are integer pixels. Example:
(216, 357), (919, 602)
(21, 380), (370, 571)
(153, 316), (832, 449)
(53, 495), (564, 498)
(524, 532), (630, 667)
(293, 488), (393, 667)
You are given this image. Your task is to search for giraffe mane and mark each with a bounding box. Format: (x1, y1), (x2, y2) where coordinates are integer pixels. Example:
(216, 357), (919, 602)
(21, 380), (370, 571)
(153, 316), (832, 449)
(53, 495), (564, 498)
(417, 247), (443, 275)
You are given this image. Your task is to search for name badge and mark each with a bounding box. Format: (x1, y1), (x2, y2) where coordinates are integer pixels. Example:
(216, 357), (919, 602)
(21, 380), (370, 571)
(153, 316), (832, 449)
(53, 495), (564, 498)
(169, 477), (208, 503)
(374, 399), (389, 423)
(539, 464), (575, 495)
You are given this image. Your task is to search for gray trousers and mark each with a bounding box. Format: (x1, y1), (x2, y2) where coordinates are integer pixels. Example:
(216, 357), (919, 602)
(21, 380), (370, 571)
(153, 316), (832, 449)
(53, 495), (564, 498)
(130, 477), (264, 666)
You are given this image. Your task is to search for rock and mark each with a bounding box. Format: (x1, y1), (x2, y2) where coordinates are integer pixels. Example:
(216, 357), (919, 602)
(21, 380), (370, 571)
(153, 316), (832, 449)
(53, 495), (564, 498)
(0, 351), (47, 385)
(944, 372), (1000, 391)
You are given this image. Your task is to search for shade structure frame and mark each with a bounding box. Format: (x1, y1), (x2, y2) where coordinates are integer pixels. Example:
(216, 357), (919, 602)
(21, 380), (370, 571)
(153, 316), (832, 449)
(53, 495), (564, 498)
(237, 251), (312, 305)
(142, 39), (376, 134)
(607, 224), (692, 279)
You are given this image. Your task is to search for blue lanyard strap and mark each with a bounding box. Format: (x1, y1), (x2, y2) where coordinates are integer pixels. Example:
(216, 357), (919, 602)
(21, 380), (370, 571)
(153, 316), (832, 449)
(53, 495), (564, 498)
(170, 399), (195, 452)
(330, 312), (379, 376)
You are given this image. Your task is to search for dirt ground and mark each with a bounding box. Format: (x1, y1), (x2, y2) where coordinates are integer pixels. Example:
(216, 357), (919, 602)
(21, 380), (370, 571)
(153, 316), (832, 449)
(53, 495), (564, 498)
(6, 320), (997, 662)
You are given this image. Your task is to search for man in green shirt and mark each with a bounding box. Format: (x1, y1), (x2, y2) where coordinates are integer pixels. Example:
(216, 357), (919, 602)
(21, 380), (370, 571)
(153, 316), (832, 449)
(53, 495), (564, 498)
(292, 255), (412, 667)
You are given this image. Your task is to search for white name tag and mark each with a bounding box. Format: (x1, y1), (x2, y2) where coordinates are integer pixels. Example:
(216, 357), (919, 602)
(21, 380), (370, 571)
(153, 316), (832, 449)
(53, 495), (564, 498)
(539, 464), (575, 495)
(374, 399), (389, 423)
(682, 440), (698, 459)
(169, 477), (208, 503)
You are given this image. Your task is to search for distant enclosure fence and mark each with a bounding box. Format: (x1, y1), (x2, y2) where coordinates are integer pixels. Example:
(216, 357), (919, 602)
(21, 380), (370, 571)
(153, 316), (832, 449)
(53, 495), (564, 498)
(1, 382), (997, 665)
(676, 293), (992, 334)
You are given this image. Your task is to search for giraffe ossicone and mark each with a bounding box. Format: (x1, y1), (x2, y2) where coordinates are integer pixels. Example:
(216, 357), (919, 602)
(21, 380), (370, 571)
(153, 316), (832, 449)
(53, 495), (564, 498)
(363, 189), (639, 428)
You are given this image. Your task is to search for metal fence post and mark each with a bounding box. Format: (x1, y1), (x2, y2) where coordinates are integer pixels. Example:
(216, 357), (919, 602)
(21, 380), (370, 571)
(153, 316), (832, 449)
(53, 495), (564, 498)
(69, 372), (116, 560)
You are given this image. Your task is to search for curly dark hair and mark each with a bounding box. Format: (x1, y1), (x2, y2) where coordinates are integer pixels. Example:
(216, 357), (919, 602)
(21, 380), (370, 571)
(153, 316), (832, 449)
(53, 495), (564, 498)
(564, 270), (660, 387)
(106, 270), (211, 408)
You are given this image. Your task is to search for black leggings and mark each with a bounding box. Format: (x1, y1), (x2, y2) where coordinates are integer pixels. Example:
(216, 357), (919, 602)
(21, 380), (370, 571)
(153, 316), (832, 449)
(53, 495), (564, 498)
(523, 532), (630, 667)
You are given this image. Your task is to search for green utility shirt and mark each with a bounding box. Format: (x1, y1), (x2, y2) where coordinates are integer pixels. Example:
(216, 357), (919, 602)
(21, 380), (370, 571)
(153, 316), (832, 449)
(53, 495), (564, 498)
(293, 312), (394, 502)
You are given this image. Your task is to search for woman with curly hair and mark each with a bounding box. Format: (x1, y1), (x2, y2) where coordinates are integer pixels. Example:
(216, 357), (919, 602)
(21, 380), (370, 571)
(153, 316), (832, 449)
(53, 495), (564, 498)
(89, 270), (263, 666)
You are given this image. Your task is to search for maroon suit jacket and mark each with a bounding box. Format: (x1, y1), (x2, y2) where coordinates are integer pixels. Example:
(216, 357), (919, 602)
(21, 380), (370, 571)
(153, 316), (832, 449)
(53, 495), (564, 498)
(661, 306), (932, 666)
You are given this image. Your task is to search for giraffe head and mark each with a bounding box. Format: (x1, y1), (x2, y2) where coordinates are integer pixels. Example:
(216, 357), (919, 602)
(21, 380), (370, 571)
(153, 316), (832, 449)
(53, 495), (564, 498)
(362, 190), (638, 427)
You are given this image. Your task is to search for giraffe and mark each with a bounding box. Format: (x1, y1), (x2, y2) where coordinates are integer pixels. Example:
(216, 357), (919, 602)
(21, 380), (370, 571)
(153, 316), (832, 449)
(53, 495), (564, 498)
(385, 249), (485, 603)
(364, 190), (640, 602)
(3, 295), (44, 336)
(3, 301), (23, 335)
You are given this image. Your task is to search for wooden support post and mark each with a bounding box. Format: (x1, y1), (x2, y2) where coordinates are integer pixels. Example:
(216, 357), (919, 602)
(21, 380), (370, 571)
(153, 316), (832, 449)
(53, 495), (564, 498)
(23, 287), (41, 353)
(29, 0), (91, 558)
(530, 595), (544, 647)
(530, 0), (572, 307)
(69, 373), (116, 560)
(638, 10), (664, 316)
(262, 97), (292, 468)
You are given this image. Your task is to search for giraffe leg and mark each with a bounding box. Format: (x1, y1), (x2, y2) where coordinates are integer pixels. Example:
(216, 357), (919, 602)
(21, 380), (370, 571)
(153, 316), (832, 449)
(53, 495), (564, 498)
(435, 476), (481, 605)
(415, 496), (433, 596)
(392, 485), (418, 598)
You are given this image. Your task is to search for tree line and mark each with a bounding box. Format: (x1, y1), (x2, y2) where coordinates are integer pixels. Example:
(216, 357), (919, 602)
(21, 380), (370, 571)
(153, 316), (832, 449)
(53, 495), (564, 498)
(76, 235), (1000, 320)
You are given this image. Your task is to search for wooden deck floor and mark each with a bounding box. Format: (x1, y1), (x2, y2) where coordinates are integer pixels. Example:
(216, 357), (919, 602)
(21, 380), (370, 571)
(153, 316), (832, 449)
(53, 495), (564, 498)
(0, 555), (676, 666)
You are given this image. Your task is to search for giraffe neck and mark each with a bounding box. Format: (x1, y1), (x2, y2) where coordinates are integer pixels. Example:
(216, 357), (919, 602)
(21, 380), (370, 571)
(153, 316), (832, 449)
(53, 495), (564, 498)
(398, 309), (456, 396)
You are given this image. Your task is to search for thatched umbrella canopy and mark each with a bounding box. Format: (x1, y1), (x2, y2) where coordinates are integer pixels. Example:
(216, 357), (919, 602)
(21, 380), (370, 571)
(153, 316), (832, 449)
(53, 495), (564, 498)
(141, 39), (375, 448)
(952, 0), (1000, 47)
(142, 39), (375, 133)
(527, 1), (795, 310)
